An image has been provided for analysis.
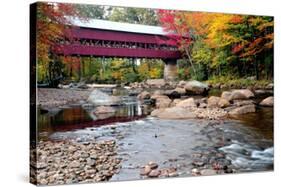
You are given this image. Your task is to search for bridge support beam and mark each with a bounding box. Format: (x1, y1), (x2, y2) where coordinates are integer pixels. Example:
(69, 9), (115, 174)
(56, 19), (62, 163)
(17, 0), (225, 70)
(163, 59), (178, 81)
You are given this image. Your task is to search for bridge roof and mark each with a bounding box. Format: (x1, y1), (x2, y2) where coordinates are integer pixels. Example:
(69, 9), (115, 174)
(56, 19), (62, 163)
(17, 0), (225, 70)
(67, 17), (167, 36)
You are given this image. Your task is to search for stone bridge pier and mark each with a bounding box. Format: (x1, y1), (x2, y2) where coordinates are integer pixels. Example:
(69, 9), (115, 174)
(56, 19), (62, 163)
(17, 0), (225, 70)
(163, 59), (178, 81)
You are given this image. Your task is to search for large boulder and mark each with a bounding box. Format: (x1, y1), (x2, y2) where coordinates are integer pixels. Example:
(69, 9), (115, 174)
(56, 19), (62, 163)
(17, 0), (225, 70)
(150, 108), (165, 117)
(151, 94), (169, 101)
(230, 89), (254, 100)
(137, 91), (151, 100)
(173, 87), (186, 95)
(152, 90), (165, 96)
(180, 80), (209, 95)
(254, 89), (273, 96)
(207, 96), (221, 108)
(229, 104), (256, 115)
(221, 91), (232, 101)
(221, 89), (255, 101)
(207, 96), (230, 108)
(156, 97), (172, 109)
(265, 83), (274, 90)
(177, 80), (188, 88)
(87, 89), (121, 106)
(170, 99), (182, 107)
(259, 96), (274, 107)
(176, 98), (196, 108)
(233, 100), (255, 107)
(151, 107), (197, 119)
(218, 98), (230, 108)
(146, 79), (166, 88)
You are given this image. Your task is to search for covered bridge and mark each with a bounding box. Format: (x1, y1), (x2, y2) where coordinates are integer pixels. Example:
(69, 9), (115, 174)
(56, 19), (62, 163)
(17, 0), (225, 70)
(53, 17), (183, 80)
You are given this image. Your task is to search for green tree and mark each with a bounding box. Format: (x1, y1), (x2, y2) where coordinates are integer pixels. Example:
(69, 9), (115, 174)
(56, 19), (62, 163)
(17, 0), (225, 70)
(75, 4), (106, 19)
(108, 7), (159, 25)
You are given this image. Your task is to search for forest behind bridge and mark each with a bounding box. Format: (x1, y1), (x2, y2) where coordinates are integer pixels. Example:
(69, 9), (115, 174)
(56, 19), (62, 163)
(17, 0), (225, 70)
(36, 3), (273, 87)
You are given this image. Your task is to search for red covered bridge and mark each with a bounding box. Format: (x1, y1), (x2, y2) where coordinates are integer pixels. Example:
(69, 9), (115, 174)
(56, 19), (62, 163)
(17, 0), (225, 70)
(53, 18), (183, 80)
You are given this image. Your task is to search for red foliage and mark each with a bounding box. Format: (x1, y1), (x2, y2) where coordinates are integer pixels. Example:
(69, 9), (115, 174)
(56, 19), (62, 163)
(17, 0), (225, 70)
(62, 56), (81, 70)
(157, 9), (191, 50)
(232, 43), (244, 54)
(229, 15), (244, 24)
(37, 2), (85, 64)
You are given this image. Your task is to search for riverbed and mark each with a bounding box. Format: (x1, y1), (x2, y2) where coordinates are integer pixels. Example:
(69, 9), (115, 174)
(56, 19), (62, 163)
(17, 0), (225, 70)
(36, 87), (273, 183)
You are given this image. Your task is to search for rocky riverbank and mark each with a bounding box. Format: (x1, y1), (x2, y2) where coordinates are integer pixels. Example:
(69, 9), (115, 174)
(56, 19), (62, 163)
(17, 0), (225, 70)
(136, 80), (273, 120)
(37, 78), (273, 121)
(38, 88), (92, 110)
(30, 140), (121, 185)
(37, 79), (273, 109)
(34, 78), (274, 185)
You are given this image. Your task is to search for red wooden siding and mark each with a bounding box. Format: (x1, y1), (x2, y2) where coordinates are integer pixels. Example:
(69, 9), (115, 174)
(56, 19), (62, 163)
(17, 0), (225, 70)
(67, 27), (178, 46)
(54, 44), (181, 59)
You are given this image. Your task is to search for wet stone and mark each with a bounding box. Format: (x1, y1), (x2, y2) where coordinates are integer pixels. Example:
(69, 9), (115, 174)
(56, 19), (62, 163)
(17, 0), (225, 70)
(200, 169), (217, 176)
(82, 142), (90, 145)
(191, 168), (200, 176)
(148, 169), (160, 178)
(159, 169), (169, 177)
(86, 158), (96, 166)
(192, 161), (205, 167)
(148, 161), (158, 169)
(81, 152), (90, 159)
(225, 168), (235, 173)
(168, 171), (179, 177)
(33, 140), (120, 185)
(140, 165), (152, 175)
(37, 162), (48, 169)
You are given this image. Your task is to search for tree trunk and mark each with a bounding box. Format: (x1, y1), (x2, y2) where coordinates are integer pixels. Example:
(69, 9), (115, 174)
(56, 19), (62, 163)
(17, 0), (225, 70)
(255, 60), (260, 80)
(184, 47), (197, 78)
(132, 58), (138, 73)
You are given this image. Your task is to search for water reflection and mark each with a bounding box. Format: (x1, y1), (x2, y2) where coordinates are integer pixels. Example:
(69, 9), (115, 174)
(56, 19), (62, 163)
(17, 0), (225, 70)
(37, 101), (150, 140)
(229, 107), (273, 140)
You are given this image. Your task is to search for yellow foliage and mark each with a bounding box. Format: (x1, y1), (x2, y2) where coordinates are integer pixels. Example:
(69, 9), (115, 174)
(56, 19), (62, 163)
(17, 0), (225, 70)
(207, 14), (235, 48)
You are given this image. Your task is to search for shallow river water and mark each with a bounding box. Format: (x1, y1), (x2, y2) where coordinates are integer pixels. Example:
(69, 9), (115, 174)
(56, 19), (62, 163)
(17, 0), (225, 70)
(37, 92), (273, 180)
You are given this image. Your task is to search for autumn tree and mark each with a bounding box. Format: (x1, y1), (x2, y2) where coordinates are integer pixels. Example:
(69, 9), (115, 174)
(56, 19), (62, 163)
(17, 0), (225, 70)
(158, 10), (273, 80)
(158, 10), (198, 77)
(36, 2), (85, 86)
(228, 16), (274, 79)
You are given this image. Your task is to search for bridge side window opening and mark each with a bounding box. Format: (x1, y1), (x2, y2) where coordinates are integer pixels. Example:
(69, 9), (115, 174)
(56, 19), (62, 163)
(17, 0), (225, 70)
(61, 37), (178, 52)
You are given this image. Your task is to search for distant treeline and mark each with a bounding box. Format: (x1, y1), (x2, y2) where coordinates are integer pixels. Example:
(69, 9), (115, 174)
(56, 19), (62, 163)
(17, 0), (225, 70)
(36, 3), (273, 86)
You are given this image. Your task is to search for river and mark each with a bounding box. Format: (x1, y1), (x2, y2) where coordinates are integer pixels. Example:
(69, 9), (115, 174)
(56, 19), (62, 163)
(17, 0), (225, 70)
(37, 89), (273, 180)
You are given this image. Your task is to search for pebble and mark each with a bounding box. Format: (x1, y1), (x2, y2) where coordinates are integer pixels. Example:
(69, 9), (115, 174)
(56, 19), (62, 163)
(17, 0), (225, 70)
(31, 140), (120, 185)
(168, 171), (179, 177)
(140, 161), (180, 179)
(70, 161), (80, 168)
(148, 169), (160, 177)
(81, 152), (90, 159)
(140, 165), (151, 175)
(37, 162), (48, 169)
(86, 158), (96, 166)
(38, 88), (91, 109)
(200, 169), (217, 176)
(148, 161), (158, 169)
(159, 169), (169, 177)
(192, 161), (205, 167)
(191, 168), (200, 175)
